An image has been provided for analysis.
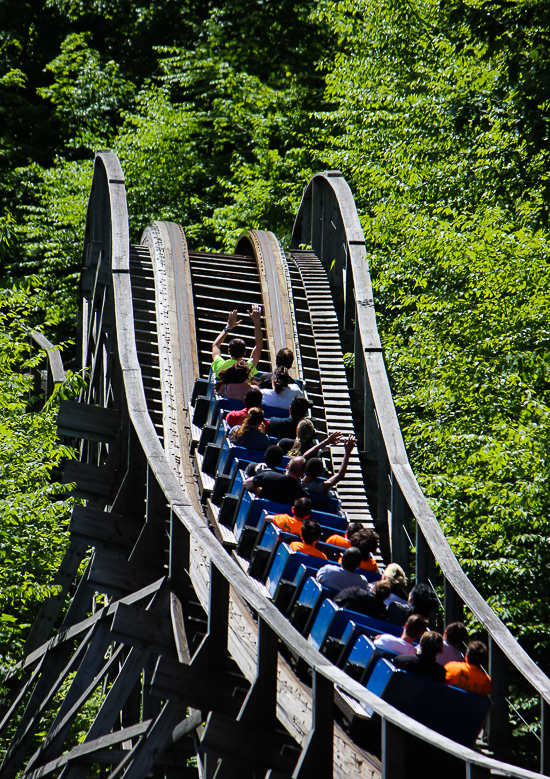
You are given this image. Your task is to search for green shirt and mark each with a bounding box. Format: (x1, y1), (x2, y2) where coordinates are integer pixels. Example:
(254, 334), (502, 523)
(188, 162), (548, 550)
(211, 356), (257, 378)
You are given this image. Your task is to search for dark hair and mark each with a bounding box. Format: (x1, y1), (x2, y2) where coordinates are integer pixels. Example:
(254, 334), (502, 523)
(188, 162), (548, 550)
(347, 522), (364, 538)
(350, 529), (379, 557)
(466, 640), (488, 667)
(264, 445), (284, 469)
(420, 631), (443, 659)
(305, 458), (324, 478)
(293, 497), (312, 519)
(272, 366), (291, 394)
(445, 622), (469, 647)
(290, 396), (311, 418)
(276, 348), (294, 369)
(404, 614), (428, 640)
(409, 583), (439, 619)
(230, 407), (264, 441)
(372, 580), (393, 603)
(341, 547), (362, 572)
(216, 360), (250, 392)
(228, 338), (246, 359)
(244, 387), (263, 408)
(287, 456), (307, 477)
(301, 519), (322, 545)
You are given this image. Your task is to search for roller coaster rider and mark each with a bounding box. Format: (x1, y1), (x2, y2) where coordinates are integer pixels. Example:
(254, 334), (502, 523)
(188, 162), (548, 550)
(211, 304), (263, 378)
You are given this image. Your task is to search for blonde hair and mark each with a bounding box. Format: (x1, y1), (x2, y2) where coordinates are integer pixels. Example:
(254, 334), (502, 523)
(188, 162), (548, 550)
(383, 562), (407, 590)
(288, 418), (315, 456)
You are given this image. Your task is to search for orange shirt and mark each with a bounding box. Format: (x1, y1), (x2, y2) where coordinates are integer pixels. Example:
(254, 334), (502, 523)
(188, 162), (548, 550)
(326, 534), (349, 548)
(445, 662), (492, 697)
(289, 541), (328, 560)
(272, 514), (303, 535)
(327, 535), (378, 572)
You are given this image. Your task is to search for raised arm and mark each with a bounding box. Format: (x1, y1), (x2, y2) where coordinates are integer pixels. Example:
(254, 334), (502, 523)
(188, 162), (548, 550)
(212, 309), (241, 360)
(323, 435), (356, 489)
(248, 304), (263, 366)
(303, 431), (343, 461)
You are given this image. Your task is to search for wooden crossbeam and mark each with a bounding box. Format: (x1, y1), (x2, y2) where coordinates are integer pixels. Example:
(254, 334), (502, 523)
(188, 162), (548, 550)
(69, 505), (142, 551)
(151, 656), (244, 717)
(88, 553), (163, 598)
(109, 704), (199, 779)
(57, 400), (122, 442)
(10, 578), (164, 679)
(61, 461), (117, 501)
(199, 711), (297, 775)
(110, 603), (177, 657)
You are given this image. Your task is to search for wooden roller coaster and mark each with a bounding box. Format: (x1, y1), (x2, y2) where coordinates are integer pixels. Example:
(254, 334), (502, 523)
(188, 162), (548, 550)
(1, 152), (550, 779)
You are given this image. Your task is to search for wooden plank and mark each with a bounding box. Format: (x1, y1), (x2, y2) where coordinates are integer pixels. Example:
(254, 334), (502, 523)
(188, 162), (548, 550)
(23, 541), (86, 655)
(108, 704), (198, 779)
(10, 579), (164, 679)
(0, 627), (97, 779)
(110, 603), (177, 657)
(151, 656), (244, 717)
(69, 505), (142, 551)
(25, 641), (126, 774)
(61, 461), (117, 501)
(88, 553), (162, 598)
(57, 400), (122, 442)
(200, 711), (297, 774)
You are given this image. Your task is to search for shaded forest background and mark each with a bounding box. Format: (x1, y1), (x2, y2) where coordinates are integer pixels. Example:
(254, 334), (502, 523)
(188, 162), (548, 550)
(2, 0), (550, 766)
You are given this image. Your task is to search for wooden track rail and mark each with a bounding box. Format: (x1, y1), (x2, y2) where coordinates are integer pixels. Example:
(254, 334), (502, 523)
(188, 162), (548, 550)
(1, 153), (549, 779)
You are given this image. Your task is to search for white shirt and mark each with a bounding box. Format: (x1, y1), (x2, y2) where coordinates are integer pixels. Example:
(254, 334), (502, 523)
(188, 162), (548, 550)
(260, 385), (303, 410)
(316, 565), (370, 592)
(436, 640), (464, 666)
(373, 635), (416, 655)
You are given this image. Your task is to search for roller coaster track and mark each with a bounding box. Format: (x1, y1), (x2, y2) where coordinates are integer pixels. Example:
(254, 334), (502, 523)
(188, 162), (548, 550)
(1, 152), (550, 779)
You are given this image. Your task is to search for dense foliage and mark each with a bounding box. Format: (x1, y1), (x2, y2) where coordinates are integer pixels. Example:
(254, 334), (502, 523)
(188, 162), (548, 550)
(2, 0), (550, 766)
(0, 292), (76, 668)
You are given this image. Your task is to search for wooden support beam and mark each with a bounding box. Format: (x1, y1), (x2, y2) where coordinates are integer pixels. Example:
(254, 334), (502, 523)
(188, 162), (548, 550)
(415, 525), (435, 586)
(61, 461), (117, 502)
(191, 563), (230, 673)
(292, 671), (333, 779)
(23, 720), (152, 779)
(381, 719), (406, 779)
(238, 616), (278, 730)
(0, 627), (97, 779)
(88, 552), (162, 598)
(23, 541), (86, 654)
(57, 400), (122, 442)
(25, 623), (114, 771)
(110, 603), (177, 658)
(69, 505), (142, 552)
(542, 698), (550, 776)
(444, 579), (464, 626)
(109, 703), (198, 779)
(465, 763), (491, 779)
(199, 711), (297, 775)
(150, 657), (242, 717)
(390, 473), (410, 578)
(488, 637), (511, 763)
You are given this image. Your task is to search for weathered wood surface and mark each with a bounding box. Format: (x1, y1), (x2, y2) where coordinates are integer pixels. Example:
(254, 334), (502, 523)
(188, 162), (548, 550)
(69, 505), (142, 550)
(29, 329), (66, 385)
(57, 399), (122, 442)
